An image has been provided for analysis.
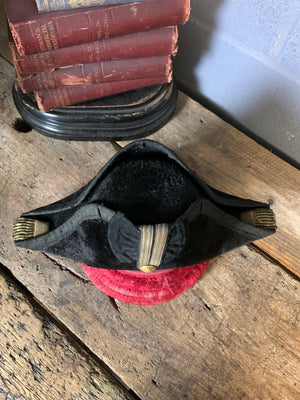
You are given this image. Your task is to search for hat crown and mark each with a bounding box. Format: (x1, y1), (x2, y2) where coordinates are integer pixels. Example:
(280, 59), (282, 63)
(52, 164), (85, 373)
(13, 140), (276, 271)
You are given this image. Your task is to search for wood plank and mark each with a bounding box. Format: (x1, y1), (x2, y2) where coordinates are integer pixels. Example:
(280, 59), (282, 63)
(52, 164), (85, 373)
(0, 265), (137, 400)
(0, 20), (299, 399)
(0, 67), (298, 397)
(119, 93), (300, 276)
(0, 1), (11, 63)
(0, 0), (298, 275)
(2, 245), (300, 400)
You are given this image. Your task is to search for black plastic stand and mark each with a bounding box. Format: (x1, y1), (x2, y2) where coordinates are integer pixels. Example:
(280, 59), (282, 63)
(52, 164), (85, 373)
(12, 81), (178, 141)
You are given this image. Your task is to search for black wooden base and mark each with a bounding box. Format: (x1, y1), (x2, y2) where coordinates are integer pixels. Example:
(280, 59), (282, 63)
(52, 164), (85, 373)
(12, 81), (178, 141)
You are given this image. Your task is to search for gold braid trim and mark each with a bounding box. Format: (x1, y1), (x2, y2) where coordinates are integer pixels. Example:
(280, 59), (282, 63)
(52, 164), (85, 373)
(138, 224), (168, 273)
(239, 208), (276, 230)
(13, 217), (50, 241)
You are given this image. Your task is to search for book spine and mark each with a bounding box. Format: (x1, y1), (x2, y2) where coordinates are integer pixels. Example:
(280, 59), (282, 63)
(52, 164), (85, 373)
(18, 56), (172, 93)
(11, 27), (178, 78)
(10, 0), (190, 55)
(36, 1), (149, 13)
(35, 76), (171, 111)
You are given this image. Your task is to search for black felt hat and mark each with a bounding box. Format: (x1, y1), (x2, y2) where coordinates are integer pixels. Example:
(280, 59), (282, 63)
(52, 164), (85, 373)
(13, 140), (276, 304)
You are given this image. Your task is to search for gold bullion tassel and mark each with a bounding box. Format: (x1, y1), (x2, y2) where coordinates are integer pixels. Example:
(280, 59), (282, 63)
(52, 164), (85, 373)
(13, 217), (50, 241)
(138, 224), (168, 273)
(239, 208), (277, 230)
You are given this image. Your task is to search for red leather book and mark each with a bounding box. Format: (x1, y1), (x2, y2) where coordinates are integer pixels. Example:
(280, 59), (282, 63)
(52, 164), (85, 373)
(35, 76), (171, 111)
(18, 55), (172, 93)
(4, 0), (190, 56)
(10, 27), (178, 78)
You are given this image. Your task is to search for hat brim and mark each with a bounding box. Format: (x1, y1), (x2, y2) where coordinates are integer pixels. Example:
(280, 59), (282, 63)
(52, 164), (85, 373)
(81, 262), (209, 305)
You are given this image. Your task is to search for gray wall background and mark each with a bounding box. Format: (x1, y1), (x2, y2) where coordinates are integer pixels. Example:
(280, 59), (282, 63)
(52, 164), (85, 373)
(174, 0), (300, 167)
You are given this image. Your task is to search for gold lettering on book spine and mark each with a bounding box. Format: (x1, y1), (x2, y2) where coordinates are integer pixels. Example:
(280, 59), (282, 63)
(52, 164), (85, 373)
(93, 41), (102, 62)
(103, 13), (110, 39)
(34, 22), (59, 53)
(41, 24), (51, 51)
(95, 19), (102, 40)
(53, 87), (70, 108)
(47, 21), (59, 50)
(35, 28), (46, 53)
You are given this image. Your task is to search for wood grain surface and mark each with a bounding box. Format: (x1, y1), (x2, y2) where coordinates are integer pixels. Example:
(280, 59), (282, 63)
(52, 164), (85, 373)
(0, 266), (136, 400)
(2, 246), (299, 400)
(0, 2), (10, 63)
(0, 7), (299, 399)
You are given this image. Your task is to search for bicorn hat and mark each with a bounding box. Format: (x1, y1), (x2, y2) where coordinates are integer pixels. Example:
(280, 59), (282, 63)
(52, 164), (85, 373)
(13, 140), (276, 304)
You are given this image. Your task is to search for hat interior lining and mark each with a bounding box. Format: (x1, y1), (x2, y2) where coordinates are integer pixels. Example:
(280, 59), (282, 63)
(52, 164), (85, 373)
(88, 154), (201, 225)
(29, 152), (257, 229)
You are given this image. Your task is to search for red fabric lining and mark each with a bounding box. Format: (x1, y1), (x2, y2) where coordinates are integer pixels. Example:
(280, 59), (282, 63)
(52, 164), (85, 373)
(81, 262), (209, 305)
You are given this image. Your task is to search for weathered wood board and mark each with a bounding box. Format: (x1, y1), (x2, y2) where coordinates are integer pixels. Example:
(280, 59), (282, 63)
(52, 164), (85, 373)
(0, 0), (299, 276)
(0, 8), (299, 399)
(0, 266), (136, 400)
(0, 1), (10, 63)
(0, 59), (299, 396)
(2, 247), (300, 400)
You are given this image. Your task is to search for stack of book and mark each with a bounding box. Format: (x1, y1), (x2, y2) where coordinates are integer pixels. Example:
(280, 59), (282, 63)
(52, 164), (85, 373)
(4, 0), (190, 112)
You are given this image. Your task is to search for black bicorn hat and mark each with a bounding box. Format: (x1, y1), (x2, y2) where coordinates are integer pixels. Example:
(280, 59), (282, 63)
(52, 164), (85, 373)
(13, 140), (276, 273)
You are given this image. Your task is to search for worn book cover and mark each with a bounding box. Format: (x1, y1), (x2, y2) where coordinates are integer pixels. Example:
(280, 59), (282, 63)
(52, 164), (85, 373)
(35, 76), (171, 111)
(3, 0), (190, 55)
(18, 55), (172, 92)
(10, 27), (178, 78)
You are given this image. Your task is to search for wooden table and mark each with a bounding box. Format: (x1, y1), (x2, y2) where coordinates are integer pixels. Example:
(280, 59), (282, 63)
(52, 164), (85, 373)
(0, 4), (299, 399)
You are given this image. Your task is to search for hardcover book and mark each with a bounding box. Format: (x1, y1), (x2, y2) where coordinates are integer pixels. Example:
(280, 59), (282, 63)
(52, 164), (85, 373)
(35, 1), (148, 13)
(10, 26), (178, 78)
(3, 0), (190, 55)
(18, 55), (172, 92)
(34, 76), (171, 111)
